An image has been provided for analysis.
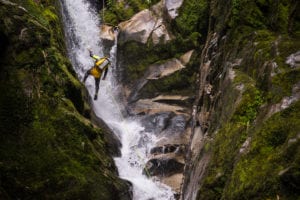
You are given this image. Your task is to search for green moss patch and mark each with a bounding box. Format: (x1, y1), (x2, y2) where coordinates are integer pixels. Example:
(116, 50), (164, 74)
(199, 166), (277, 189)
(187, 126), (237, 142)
(0, 1), (129, 199)
(225, 101), (300, 199)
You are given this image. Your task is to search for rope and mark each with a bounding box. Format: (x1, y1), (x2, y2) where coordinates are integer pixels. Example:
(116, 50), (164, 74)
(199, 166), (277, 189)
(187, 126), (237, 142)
(102, 0), (105, 24)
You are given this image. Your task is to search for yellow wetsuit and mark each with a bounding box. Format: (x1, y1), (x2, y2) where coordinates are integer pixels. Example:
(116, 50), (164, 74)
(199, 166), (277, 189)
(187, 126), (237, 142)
(90, 57), (108, 78)
(83, 54), (110, 100)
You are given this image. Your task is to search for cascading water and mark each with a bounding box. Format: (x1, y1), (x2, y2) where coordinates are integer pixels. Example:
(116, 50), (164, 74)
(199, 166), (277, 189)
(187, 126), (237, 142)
(60, 0), (175, 199)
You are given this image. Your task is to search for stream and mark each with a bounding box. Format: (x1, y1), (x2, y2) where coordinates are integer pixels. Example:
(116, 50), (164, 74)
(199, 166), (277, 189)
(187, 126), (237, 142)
(60, 0), (175, 199)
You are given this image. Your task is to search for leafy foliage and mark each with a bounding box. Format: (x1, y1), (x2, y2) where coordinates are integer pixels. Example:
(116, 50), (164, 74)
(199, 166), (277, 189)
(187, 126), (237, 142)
(103, 0), (160, 25)
(174, 0), (208, 37)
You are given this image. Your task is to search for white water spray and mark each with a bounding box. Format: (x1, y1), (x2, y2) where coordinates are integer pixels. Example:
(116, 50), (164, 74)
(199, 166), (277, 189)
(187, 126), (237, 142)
(60, 0), (175, 199)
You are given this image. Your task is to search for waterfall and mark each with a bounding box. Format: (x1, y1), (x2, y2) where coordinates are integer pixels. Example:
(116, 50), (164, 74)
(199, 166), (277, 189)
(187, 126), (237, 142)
(60, 0), (175, 199)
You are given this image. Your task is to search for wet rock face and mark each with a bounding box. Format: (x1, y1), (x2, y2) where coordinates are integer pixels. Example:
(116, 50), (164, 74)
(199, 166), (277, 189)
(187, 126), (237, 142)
(144, 158), (184, 176)
(141, 112), (188, 137)
(142, 112), (188, 142)
(117, 11), (194, 193)
(91, 110), (122, 157)
(150, 144), (186, 155)
(139, 111), (189, 194)
(161, 115), (187, 136)
(141, 112), (175, 134)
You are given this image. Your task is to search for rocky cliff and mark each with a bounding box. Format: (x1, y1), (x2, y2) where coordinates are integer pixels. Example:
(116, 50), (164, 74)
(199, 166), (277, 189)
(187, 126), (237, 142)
(0, 0), (130, 199)
(101, 0), (207, 196)
(102, 0), (299, 199)
(1, 0), (299, 199)
(182, 0), (300, 199)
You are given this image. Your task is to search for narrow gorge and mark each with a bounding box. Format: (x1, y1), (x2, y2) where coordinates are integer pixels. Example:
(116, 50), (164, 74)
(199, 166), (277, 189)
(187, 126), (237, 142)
(0, 0), (299, 200)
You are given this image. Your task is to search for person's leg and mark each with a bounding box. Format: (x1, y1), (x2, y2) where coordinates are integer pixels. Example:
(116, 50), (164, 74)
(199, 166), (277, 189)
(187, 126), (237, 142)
(102, 67), (108, 80)
(83, 69), (91, 82)
(94, 78), (100, 100)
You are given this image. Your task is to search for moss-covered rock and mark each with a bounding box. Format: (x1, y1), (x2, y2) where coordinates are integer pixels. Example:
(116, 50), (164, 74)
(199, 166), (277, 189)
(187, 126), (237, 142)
(224, 101), (300, 200)
(116, 0), (208, 90)
(0, 1), (130, 199)
(190, 0), (300, 199)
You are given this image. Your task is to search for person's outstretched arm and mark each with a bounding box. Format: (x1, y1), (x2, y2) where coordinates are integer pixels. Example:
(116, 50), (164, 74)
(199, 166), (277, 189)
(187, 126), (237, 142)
(89, 50), (100, 60)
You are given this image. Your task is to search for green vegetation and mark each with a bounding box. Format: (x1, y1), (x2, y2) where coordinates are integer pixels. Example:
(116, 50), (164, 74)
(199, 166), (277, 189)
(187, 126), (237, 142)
(197, 0), (300, 199)
(0, 96), (126, 199)
(229, 0), (290, 32)
(141, 54), (200, 97)
(225, 101), (300, 200)
(232, 71), (263, 125)
(0, 0), (129, 199)
(5, 0), (297, 199)
(197, 68), (299, 199)
(270, 69), (300, 103)
(198, 71), (264, 200)
(101, 0), (209, 95)
(230, 0), (266, 29)
(174, 0), (208, 42)
(143, 68), (197, 96)
(119, 39), (201, 97)
(103, 0), (160, 25)
(102, 0), (300, 198)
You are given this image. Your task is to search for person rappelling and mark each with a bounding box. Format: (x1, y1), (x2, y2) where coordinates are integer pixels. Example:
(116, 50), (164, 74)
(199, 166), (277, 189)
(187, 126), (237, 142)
(83, 49), (111, 100)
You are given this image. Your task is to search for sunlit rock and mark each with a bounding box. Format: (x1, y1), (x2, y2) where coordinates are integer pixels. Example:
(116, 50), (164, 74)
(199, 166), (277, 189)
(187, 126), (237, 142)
(118, 1), (172, 44)
(127, 49), (194, 103)
(146, 58), (185, 80)
(239, 137), (252, 154)
(100, 24), (116, 41)
(287, 133), (300, 146)
(180, 50), (194, 65)
(267, 81), (300, 118)
(190, 126), (203, 155)
(286, 51), (300, 68)
(144, 158), (184, 176)
(152, 95), (191, 103)
(161, 173), (183, 196)
(165, 0), (184, 19)
(141, 112), (174, 133)
(132, 99), (188, 115)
